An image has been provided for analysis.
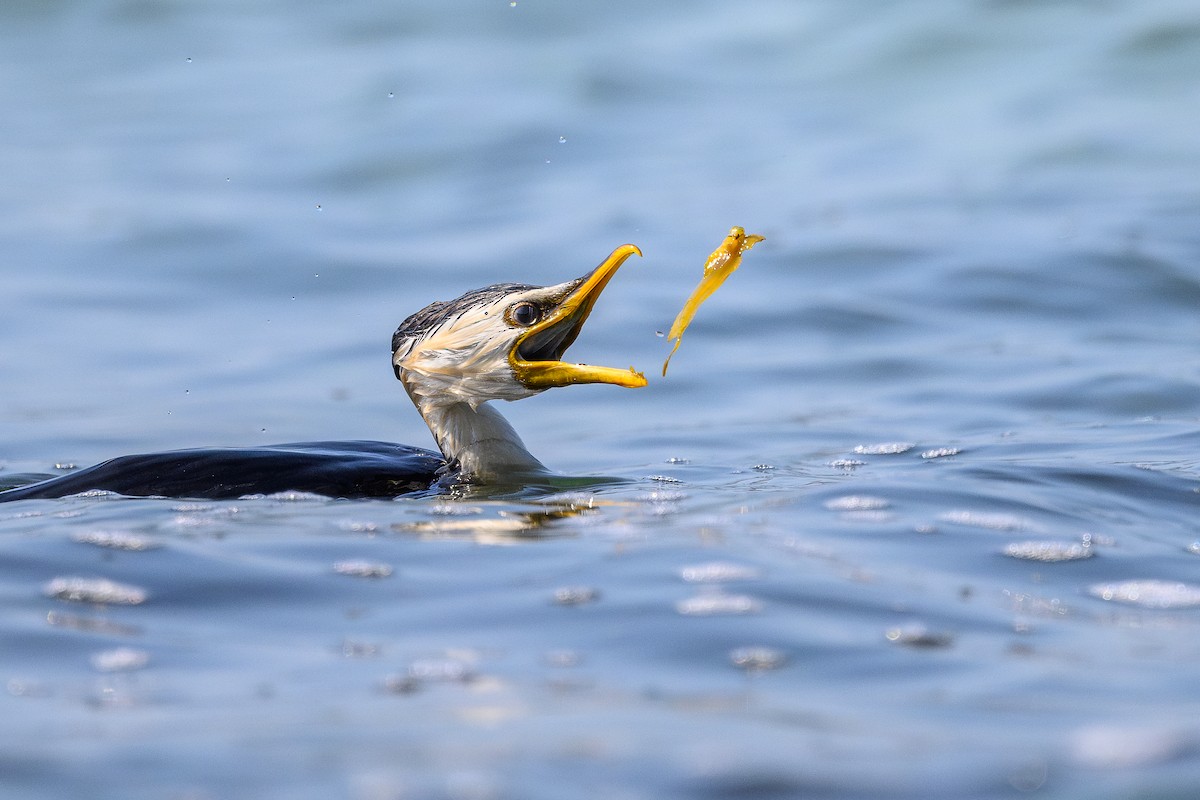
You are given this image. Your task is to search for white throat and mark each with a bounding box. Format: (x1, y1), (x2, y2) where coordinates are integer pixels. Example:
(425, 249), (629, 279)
(403, 382), (547, 481)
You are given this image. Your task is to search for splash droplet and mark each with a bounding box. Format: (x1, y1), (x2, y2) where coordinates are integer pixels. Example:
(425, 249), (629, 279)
(680, 562), (761, 583)
(676, 592), (761, 616)
(553, 586), (600, 606)
(333, 560), (394, 579)
(939, 510), (1033, 532)
(1003, 540), (1094, 562)
(44, 577), (148, 605)
(558, 135), (567, 143)
(1088, 580), (1200, 608)
(885, 624), (954, 648)
(72, 530), (160, 551)
(91, 647), (150, 672)
(730, 646), (786, 672)
(823, 495), (889, 512)
(854, 442), (914, 456)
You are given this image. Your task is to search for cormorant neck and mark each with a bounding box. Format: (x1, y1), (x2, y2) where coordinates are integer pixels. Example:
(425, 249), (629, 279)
(403, 383), (547, 482)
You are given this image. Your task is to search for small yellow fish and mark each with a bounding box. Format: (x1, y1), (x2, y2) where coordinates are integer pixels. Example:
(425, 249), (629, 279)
(662, 226), (764, 376)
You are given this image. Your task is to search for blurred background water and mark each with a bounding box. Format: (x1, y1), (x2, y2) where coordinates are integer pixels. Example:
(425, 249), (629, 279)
(2, 1), (1200, 798)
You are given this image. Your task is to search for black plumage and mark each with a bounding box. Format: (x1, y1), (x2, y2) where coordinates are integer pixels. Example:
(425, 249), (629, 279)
(0, 441), (444, 502)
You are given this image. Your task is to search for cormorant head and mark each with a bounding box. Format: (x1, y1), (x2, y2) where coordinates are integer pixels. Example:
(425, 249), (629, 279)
(391, 244), (647, 408)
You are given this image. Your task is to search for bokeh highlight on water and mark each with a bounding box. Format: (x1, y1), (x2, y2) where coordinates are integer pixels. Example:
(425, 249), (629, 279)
(2, 1), (1200, 798)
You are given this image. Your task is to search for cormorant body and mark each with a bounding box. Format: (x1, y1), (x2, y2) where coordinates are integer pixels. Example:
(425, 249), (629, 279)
(0, 441), (444, 501)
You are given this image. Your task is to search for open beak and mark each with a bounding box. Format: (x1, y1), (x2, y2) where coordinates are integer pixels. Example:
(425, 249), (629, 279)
(510, 243), (647, 390)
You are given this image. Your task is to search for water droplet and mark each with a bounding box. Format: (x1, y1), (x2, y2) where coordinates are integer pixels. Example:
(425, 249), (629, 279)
(823, 495), (890, 512)
(387, 92), (395, 98)
(1003, 540), (1094, 562)
(72, 530), (160, 551)
(429, 504), (483, 517)
(91, 647), (150, 673)
(43, 577), (148, 605)
(552, 586), (600, 606)
(854, 442), (914, 455)
(655, 330), (665, 337)
(885, 624), (954, 648)
(676, 592), (761, 616)
(315, 204), (322, 211)
(1088, 580), (1200, 608)
(333, 560), (394, 579)
(185, 57), (192, 63)
(545, 159), (551, 164)
(680, 562), (761, 583)
(341, 639), (381, 658)
(729, 646), (787, 672)
(939, 510), (1033, 532)
(509, 1), (517, 6)
(406, 658), (475, 683)
(558, 135), (566, 143)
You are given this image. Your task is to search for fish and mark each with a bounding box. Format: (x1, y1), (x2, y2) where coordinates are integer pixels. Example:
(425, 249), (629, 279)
(662, 226), (764, 376)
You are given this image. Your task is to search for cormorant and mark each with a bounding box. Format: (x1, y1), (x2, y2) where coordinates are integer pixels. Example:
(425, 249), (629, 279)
(0, 244), (645, 502)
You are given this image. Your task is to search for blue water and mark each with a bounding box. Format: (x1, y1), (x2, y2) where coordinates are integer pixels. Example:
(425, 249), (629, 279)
(3, 1), (1200, 798)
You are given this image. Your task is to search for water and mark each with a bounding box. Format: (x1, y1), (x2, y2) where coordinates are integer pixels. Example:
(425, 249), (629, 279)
(2, 1), (1200, 797)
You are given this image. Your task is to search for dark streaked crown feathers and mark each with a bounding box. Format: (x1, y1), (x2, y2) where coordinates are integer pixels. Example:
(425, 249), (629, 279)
(391, 282), (539, 354)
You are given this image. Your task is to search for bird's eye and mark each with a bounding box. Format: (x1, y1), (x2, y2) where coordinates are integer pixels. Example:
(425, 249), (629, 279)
(511, 302), (541, 326)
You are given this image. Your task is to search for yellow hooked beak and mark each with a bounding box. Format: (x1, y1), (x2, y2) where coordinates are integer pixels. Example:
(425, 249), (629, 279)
(510, 244), (647, 390)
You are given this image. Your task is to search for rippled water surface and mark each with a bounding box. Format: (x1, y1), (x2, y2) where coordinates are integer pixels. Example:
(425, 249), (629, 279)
(3, 1), (1200, 798)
